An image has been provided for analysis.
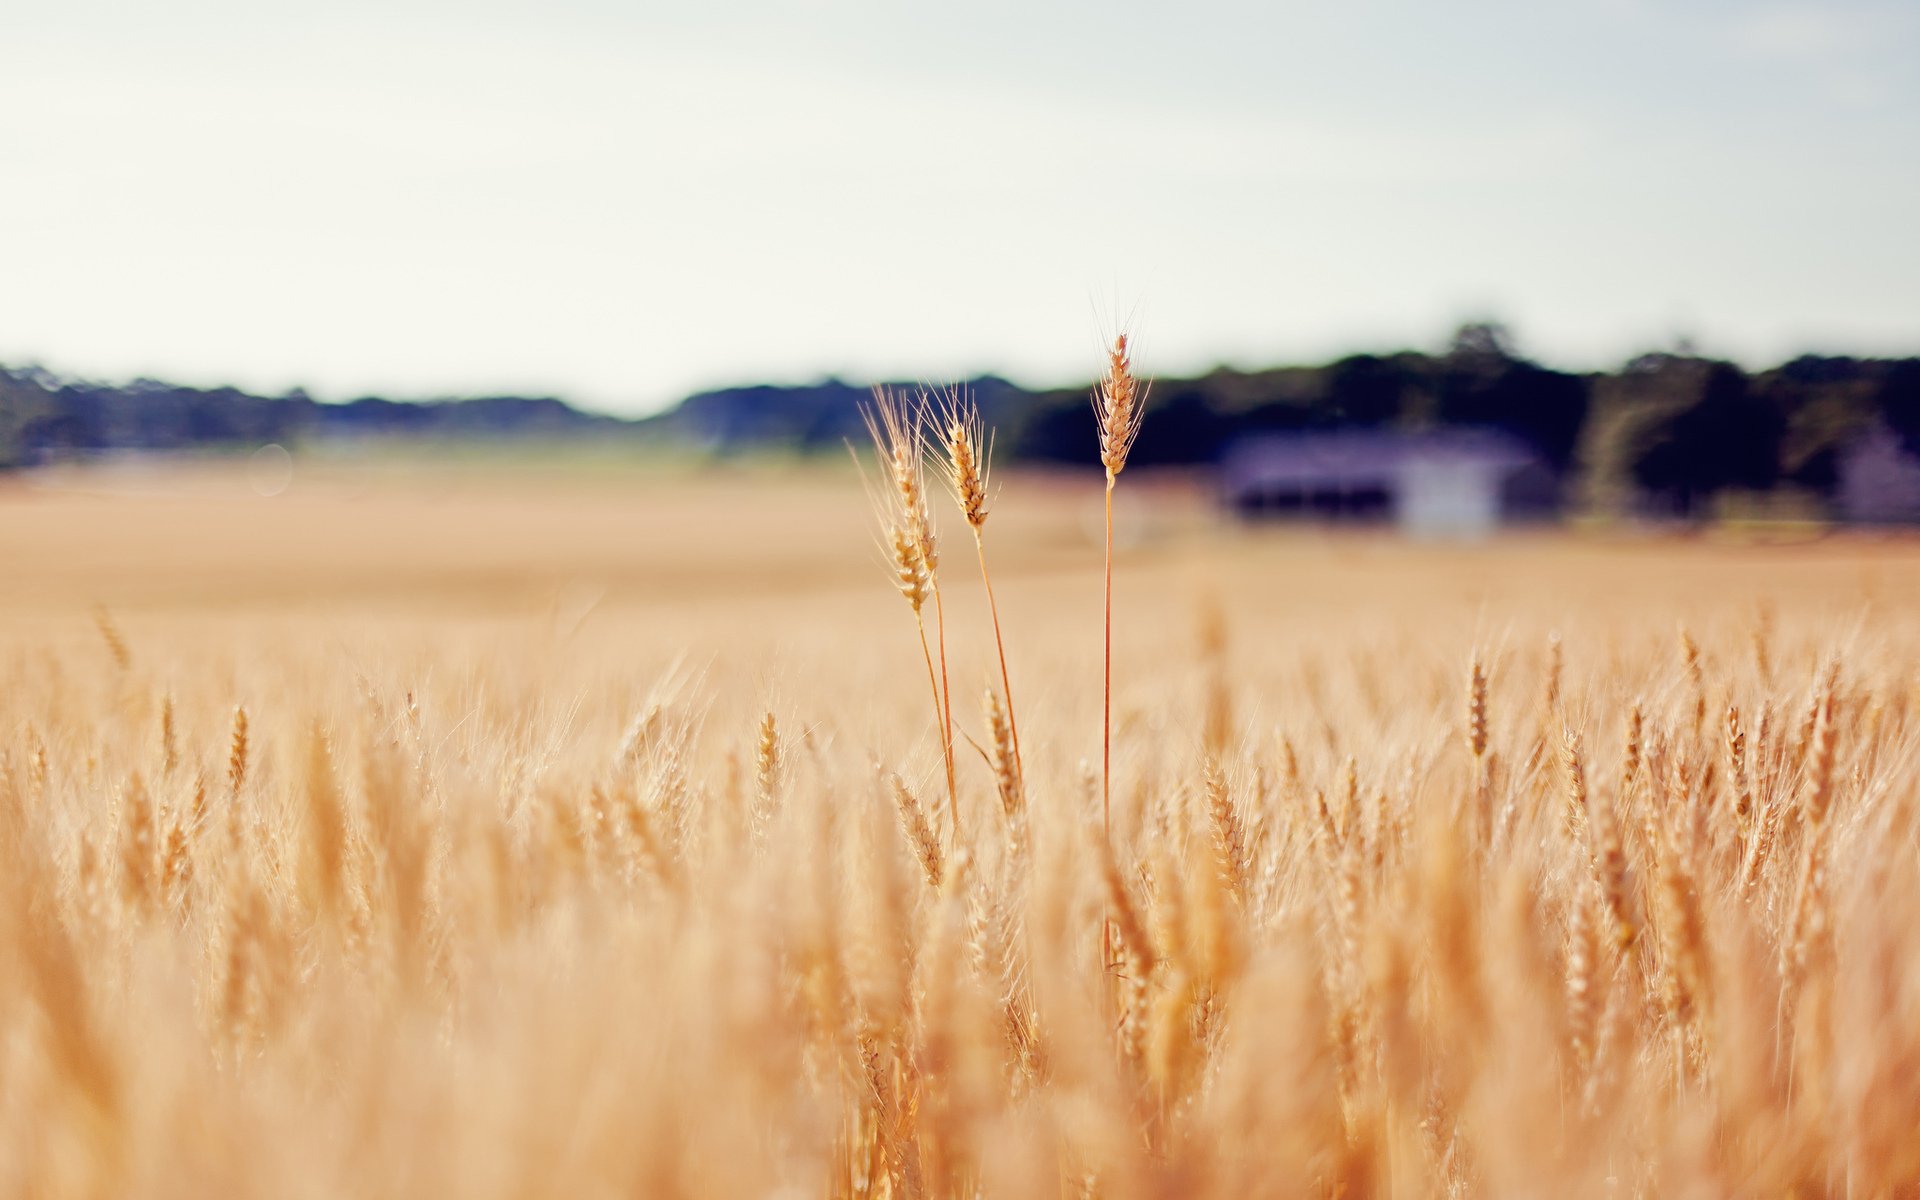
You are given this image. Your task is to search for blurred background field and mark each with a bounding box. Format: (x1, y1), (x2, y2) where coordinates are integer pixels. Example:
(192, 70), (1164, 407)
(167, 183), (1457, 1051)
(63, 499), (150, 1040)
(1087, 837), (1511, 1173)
(8, 457), (1918, 711)
(9, 456), (1920, 1197)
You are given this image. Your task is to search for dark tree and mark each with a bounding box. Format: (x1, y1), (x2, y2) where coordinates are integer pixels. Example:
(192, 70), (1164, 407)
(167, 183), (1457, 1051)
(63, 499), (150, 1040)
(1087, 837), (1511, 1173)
(1323, 354), (1419, 427)
(1628, 359), (1782, 511)
(1428, 323), (1589, 467)
(1883, 359), (1920, 456)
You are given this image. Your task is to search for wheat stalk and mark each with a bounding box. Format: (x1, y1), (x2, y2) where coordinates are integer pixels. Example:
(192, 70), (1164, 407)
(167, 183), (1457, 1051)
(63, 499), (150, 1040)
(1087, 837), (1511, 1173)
(935, 386), (1023, 795)
(1094, 333), (1146, 840)
(863, 387), (959, 835)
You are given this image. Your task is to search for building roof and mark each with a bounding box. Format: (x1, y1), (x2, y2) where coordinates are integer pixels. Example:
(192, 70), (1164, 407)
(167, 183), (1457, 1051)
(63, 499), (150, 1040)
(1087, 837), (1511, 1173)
(1220, 429), (1542, 492)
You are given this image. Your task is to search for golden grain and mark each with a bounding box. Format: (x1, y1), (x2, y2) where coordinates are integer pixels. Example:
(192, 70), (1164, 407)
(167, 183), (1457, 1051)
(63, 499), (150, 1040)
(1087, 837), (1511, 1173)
(0, 450), (1914, 1197)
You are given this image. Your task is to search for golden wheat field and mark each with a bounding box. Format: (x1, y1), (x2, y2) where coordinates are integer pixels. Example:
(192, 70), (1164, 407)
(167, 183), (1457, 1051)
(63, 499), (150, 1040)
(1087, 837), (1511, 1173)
(5, 450), (1920, 1199)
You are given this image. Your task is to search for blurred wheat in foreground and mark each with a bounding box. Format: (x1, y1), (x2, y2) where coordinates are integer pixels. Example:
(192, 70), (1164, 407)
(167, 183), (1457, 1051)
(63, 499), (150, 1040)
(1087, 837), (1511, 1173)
(4, 444), (1920, 1198)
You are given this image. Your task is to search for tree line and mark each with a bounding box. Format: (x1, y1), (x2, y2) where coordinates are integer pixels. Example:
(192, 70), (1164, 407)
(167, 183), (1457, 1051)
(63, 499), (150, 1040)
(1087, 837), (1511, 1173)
(5, 325), (1919, 517)
(0, 369), (619, 468)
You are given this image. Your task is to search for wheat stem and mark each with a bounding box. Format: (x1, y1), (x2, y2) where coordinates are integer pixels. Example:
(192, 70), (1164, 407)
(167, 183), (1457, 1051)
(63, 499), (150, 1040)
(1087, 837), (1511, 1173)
(974, 532), (1023, 790)
(914, 612), (954, 841)
(1094, 332), (1143, 838)
(1102, 480), (1115, 837)
(932, 585), (958, 840)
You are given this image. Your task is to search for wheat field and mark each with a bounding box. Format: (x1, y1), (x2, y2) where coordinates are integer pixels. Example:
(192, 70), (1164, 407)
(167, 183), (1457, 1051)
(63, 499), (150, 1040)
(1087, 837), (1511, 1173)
(3, 449), (1920, 1198)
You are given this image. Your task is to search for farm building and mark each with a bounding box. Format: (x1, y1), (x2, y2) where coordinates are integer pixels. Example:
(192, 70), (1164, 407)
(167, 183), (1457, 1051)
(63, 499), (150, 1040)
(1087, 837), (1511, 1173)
(1219, 429), (1558, 537)
(1836, 424), (1920, 524)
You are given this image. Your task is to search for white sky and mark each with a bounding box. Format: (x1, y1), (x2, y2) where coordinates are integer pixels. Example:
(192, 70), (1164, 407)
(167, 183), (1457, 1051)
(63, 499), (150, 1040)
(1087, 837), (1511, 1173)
(2, 0), (1916, 413)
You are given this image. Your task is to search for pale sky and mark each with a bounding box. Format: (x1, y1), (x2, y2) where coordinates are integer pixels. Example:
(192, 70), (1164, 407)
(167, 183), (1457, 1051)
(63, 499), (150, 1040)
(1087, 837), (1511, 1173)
(3, 0), (1916, 413)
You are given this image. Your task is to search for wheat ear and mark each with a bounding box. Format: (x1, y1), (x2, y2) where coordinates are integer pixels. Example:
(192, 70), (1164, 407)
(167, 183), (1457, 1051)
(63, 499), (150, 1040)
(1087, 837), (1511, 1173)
(1466, 655), (1490, 847)
(887, 772), (944, 889)
(227, 706), (250, 802)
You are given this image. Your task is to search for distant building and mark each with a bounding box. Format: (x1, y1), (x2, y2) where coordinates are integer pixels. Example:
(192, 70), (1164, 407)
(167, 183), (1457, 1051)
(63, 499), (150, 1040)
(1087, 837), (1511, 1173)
(1836, 424), (1920, 524)
(1219, 430), (1558, 537)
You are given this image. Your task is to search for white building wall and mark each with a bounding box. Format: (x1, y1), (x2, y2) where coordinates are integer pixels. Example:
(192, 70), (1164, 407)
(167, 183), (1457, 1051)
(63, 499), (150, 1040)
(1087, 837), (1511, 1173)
(1397, 460), (1501, 539)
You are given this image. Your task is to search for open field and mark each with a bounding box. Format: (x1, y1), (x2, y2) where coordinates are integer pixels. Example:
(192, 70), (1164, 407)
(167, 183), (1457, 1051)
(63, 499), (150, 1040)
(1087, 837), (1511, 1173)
(4, 461), (1920, 1197)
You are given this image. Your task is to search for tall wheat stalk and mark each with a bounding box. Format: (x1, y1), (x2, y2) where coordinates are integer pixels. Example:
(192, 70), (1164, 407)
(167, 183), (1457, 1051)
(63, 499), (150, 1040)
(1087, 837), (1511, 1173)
(935, 386), (1022, 791)
(863, 388), (959, 834)
(1093, 334), (1146, 837)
